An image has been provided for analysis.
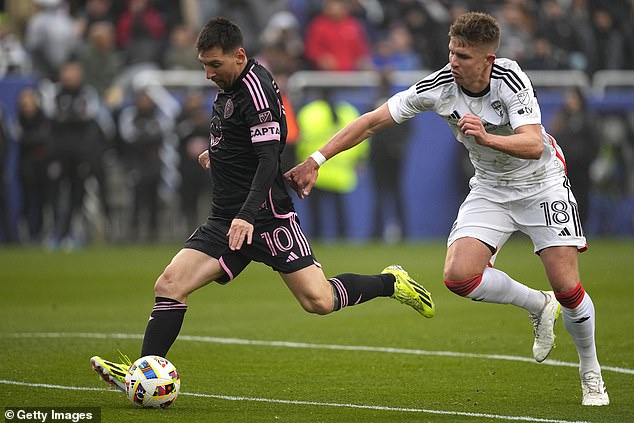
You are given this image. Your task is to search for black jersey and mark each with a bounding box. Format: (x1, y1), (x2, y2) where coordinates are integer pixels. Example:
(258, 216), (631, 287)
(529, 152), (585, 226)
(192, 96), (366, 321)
(208, 58), (294, 223)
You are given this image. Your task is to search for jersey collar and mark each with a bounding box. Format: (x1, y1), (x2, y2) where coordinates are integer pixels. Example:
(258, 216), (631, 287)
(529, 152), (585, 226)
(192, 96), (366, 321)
(460, 65), (493, 97)
(225, 58), (255, 92)
(460, 84), (490, 97)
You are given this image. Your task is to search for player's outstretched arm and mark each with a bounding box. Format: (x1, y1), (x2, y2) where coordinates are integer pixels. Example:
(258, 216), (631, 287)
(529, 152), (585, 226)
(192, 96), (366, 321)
(284, 103), (396, 198)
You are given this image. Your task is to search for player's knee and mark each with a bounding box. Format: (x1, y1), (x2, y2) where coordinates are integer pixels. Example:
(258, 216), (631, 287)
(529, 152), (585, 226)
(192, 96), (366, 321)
(154, 266), (185, 301)
(443, 274), (483, 297)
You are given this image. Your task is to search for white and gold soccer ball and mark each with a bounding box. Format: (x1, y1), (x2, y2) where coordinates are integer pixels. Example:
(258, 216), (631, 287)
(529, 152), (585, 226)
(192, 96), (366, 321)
(125, 355), (180, 408)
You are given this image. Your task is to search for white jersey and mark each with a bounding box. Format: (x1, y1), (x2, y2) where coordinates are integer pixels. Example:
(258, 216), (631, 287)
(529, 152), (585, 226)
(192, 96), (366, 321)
(387, 58), (566, 187)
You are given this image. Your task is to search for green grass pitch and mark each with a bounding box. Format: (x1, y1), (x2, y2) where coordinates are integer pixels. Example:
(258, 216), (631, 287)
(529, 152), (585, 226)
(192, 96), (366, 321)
(1, 238), (632, 422)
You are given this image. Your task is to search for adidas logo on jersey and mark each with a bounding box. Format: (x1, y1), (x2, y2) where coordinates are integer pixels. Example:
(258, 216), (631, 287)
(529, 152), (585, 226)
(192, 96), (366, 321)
(559, 227), (571, 236)
(449, 110), (461, 120)
(286, 252), (299, 262)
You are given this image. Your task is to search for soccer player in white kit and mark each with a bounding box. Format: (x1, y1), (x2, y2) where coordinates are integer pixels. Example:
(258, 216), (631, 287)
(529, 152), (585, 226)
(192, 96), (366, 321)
(285, 11), (609, 406)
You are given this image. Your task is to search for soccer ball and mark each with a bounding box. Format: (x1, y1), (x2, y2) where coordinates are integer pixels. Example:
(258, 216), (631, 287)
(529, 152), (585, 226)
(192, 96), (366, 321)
(125, 355), (180, 408)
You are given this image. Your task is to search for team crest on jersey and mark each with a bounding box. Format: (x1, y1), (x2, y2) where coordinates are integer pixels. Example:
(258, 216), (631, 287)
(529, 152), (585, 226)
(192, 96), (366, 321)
(224, 98), (234, 118)
(258, 111), (272, 122)
(517, 90), (530, 105)
(209, 115), (223, 151)
(491, 101), (504, 117)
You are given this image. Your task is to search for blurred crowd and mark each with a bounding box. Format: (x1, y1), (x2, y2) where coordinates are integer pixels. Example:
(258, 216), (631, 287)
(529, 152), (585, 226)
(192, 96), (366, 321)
(2, 0), (632, 79)
(0, 0), (633, 247)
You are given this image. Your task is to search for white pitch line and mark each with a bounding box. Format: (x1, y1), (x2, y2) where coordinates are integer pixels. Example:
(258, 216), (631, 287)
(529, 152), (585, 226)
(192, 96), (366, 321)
(0, 379), (591, 423)
(9, 332), (634, 375)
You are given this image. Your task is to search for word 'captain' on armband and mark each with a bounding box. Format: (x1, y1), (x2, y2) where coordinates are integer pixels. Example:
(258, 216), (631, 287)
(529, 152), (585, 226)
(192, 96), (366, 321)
(250, 121), (281, 143)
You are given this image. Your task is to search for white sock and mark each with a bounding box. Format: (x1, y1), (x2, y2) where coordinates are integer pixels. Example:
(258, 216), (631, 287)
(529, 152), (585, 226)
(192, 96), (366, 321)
(560, 293), (601, 375)
(467, 267), (545, 314)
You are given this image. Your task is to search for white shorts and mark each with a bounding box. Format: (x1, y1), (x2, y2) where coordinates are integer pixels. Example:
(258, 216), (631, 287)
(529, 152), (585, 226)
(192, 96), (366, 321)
(447, 176), (587, 260)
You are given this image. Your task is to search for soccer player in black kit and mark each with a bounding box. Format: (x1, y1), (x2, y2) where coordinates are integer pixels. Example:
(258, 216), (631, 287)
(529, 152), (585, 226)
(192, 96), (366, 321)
(90, 17), (435, 392)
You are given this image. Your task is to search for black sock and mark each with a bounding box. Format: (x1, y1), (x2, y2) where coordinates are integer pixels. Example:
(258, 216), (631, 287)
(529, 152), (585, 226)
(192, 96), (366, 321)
(328, 273), (395, 311)
(140, 297), (187, 357)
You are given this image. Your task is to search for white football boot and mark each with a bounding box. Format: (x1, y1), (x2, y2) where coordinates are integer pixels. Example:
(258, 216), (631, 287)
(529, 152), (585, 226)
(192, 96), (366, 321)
(581, 371), (610, 406)
(530, 291), (561, 362)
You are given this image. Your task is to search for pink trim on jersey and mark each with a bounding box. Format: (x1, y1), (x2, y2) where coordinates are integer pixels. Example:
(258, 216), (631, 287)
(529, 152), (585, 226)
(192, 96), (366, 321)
(219, 256), (234, 281)
(243, 66), (269, 111)
(249, 69), (269, 109)
(268, 189), (293, 219)
(250, 121), (280, 143)
(244, 74), (265, 110)
(546, 132), (567, 174)
(279, 98), (285, 116)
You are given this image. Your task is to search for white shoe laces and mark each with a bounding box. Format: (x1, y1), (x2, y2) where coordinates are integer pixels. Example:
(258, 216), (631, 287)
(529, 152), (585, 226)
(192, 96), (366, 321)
(582, 372), (604, 394)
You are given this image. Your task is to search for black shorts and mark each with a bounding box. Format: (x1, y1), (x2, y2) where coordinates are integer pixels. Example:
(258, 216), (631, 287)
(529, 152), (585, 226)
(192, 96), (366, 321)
(184, 212), (317, 283)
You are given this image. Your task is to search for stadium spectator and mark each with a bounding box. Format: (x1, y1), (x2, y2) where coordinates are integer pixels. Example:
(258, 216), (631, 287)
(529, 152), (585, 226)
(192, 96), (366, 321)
(295, 88), (367, 240)
(42, 60), (102, 249)
(16, 87), (53, 244)
(90, 18), (435, 389)
(372, 24), (421, 71)
(78, 21), (122, 97)
(304, 0), (373, 71)
(257, 10), (304, 75)
(0, 106), (16, 244)
(495, 1), (534, 66)
(174, 91), (211, 234)
(381, 0), (446, 70)
(549, 88), (599, 226)
(25, 0), (81, 81)
(587, 8), (625, 74)
(621, 2), (634, 71)
(0, 13), (31, 77)
(522, 36), (569, 70)
(214, 0), (288, 56)
(286, 11), (610, 406)
(179, 0), (221, 29)
(368, 72), (411, 243)
(586, 114), (631, 236)
(117, 88), (174, 242)
(77, 0), (117, 38)
(116, 0), (167, 66)
(536, 0), (581, 58)
(163, 24), (200, 70)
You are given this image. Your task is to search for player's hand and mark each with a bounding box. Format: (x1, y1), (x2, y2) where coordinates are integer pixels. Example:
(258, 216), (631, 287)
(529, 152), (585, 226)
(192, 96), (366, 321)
(227, 218), (253, 250)
(458, 114), (490, 146)
(198, 150), (210, 169)
(283, 159), (320, 199)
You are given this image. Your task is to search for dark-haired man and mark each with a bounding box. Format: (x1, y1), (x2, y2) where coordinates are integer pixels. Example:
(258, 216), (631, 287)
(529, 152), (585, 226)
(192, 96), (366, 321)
(90, 16), (434, 394)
